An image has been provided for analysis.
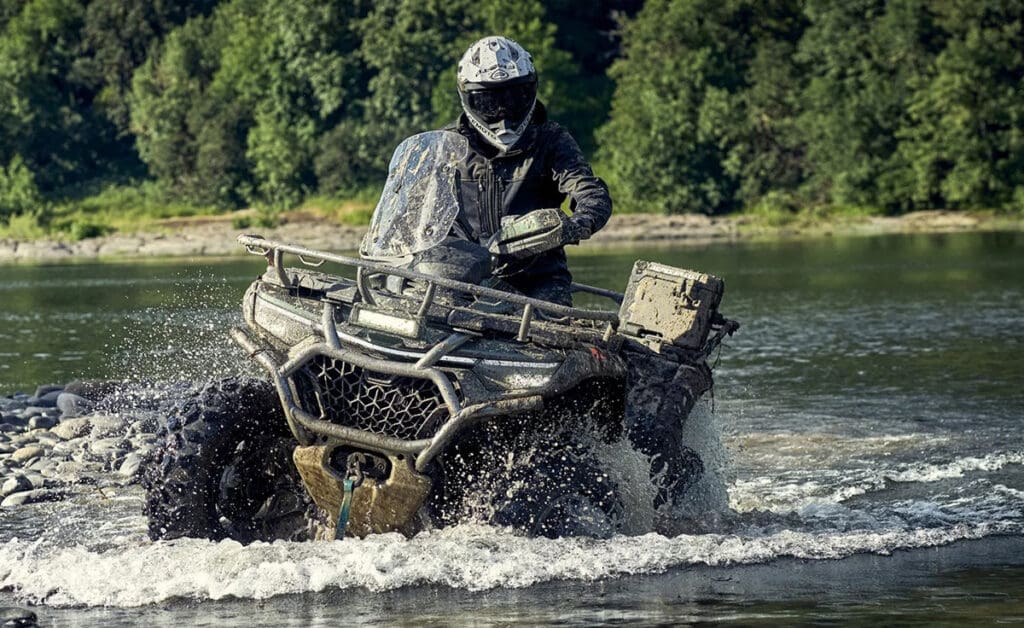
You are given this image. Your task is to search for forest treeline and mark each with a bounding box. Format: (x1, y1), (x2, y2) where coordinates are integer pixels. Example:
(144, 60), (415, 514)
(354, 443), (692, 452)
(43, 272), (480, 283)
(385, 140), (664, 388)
(1, 0), (1022, 236)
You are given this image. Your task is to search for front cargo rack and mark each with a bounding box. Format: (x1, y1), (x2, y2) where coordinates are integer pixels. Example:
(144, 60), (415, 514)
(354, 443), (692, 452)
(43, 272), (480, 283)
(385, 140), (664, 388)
(237, 234), (624, 341)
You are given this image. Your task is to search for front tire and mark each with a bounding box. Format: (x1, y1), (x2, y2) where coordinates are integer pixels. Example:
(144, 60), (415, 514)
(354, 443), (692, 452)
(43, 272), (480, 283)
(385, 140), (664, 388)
(142, 377), (311, 543)
(491, 444), (624, 538)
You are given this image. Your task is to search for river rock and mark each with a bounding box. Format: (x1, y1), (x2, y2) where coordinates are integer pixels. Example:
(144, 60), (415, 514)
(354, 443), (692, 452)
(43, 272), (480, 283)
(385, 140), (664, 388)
(0, 397), (23, 411)
(31, 431), (60, 448)
(3, 413), (28, 426)
(10, 446), (44, 464)
(25, 457), (50, 473)
(0, 423), (18, 434)
(50, 460), (86, 483)
(129, 433), (159, 450)
(33, 384), (64, 398)
(89, 414), (127, 438)
(70, 447), (90, 464)
(51, 436), (88, 456)
(18, 407), (47, 421)
(28, 388), (62, 408)
(88, 437), (126, 456)
(0, 488), (59, 507)
(0, 606), (37, 627)
(129, 413), (161, 434)
(51, 417), (92, 440)
(29, 457), (56, 477)
(64, 379), (120, 401)
(0, 475), (31, 497)
(55, 392), (94, 418)
(10, 433), (41, 447)
(27, 415), (58, 431)
(118, 452), (143, 478)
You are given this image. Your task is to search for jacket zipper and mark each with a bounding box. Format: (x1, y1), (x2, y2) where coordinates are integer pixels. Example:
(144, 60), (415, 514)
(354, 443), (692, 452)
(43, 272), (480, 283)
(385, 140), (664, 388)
(481, 163), (502, 237)
(477, 178), (487, 237)
(492, 173), (504, 235)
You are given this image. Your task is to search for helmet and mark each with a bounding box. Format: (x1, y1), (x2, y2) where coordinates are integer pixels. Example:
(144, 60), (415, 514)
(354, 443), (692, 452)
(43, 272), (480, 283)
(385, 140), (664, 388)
(457, 36), (538, 152)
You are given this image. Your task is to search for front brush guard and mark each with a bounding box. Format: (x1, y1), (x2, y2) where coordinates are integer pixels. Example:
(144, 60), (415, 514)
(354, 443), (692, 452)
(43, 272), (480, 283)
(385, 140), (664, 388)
(230, 325), (542, 473)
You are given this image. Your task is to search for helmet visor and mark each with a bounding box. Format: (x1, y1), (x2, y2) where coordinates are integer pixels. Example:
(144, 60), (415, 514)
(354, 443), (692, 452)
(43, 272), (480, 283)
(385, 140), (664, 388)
(465, 81), (537, 124)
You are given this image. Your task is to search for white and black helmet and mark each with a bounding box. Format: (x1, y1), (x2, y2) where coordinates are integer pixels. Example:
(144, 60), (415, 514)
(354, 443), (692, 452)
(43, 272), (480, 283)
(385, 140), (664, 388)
(457, 36), (538, 152)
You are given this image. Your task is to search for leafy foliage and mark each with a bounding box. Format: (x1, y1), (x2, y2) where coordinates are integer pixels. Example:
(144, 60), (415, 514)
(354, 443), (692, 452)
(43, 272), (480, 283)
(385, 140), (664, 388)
(0, 155), (44, 222)
(897, 0), (1024, 211)
(598, 0), (806, 214)
(598, 0), (1024, 215)
(74, 0), (217, 131)
(796, 0), (935, 211)
(2, 0), (1023, 233)
(0, 0), (94, 190)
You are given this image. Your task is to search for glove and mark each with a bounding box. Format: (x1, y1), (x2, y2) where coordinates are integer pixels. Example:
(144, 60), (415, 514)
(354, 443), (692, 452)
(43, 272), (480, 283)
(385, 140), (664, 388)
(560, 216), (590, 245)
(487, 209), (588, 260)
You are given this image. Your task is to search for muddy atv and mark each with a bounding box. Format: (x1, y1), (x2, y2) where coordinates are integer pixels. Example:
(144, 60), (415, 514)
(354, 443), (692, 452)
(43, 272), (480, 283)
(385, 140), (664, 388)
(142, 131), (738, 542)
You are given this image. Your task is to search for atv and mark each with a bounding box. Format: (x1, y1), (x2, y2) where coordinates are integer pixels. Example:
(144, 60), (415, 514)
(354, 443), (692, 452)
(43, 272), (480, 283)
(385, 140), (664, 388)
(142, 131), (738, 542)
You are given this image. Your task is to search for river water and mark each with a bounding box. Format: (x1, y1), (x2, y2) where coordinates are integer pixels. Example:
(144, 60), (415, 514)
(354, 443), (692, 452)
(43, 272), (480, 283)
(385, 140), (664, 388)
(1, 232), (1023, 625)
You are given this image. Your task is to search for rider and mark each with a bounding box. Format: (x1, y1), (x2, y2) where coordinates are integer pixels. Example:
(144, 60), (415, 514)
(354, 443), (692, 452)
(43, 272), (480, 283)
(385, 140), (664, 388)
(444, 36), (612, 305)
(448, 38), (700, 512)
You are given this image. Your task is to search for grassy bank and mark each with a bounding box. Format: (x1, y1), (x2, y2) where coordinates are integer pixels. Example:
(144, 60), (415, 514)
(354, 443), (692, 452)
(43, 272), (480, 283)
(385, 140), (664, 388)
(3, 181), (1022, 246)
(0, 184), (379, 242)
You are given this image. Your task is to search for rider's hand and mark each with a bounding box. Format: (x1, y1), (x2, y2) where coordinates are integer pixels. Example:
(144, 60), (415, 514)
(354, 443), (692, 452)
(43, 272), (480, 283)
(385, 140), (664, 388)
(560, 217), (590, 246)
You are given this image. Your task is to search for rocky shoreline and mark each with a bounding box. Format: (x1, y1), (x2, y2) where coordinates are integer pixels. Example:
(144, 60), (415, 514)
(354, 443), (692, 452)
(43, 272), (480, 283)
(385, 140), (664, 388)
(1, 210), (1018, 262)
(0, 382), (168, 511)
(0, 381), (184, 627)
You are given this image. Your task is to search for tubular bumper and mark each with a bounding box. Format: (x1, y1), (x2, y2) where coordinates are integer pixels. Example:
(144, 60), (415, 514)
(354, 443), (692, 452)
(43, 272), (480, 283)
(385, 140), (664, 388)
(230, 326), (542, 472)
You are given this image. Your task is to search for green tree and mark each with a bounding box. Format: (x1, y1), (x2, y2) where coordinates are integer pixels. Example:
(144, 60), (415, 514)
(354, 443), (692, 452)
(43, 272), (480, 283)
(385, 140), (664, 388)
(0, 154), (44, 222)
(132, 0), (373, 208)
(898, 0), (1024, 211)
(130, 11), (241, 206)
(597, 0), (806, 214)
(73, 0), (217, 132)
(796, 0), (938, 211)
(0, 0), (103, 191)
(244, 0), (370, 209)
(729, 3), (808, 207)
(0, 0), (23, 30)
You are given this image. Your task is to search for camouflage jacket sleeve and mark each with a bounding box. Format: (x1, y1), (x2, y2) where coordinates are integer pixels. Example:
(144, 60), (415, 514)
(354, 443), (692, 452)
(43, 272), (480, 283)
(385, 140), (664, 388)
(548, 124), (612, 238)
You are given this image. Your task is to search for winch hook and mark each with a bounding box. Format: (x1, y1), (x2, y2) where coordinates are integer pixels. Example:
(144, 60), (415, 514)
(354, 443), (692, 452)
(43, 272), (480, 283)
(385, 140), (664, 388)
(335, 453), (367, 540)
(346, 452), (367, 488)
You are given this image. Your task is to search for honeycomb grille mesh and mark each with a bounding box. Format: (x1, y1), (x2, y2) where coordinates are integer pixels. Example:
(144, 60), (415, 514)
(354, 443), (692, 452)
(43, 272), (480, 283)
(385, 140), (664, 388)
(294, 355), (450, 440)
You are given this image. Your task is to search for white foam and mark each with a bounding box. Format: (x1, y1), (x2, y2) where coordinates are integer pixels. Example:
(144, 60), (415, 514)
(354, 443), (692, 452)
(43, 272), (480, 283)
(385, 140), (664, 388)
(1, 519), (1018, 608)
(728, 450), (1024, 514)
(884, 451), (1024, 483)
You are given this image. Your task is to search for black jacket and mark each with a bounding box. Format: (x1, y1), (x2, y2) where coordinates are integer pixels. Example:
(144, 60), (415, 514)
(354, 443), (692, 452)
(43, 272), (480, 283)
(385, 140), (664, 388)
(444, 102), (612, 292)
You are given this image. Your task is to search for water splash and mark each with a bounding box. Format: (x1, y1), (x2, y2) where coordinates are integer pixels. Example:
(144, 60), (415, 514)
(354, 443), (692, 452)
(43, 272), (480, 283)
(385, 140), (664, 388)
(109, 270), (255, 385)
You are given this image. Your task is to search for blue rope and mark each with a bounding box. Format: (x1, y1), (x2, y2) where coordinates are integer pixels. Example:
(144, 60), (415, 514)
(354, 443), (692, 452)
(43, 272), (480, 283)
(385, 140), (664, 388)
(335, 478), (355, 540)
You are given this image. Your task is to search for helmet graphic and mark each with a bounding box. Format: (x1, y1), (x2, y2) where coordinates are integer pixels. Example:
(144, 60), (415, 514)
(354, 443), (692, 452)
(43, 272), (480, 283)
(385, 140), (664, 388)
(457, 36), (538, 152)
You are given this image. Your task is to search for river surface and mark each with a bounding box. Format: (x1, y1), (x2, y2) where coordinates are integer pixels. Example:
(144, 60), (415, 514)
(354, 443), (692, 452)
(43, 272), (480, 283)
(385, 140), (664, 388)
(1, 232), (1023, 625)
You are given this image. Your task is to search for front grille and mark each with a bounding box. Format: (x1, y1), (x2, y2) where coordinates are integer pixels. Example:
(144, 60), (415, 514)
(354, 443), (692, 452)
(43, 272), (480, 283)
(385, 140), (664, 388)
(294, 355), (450, 440)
